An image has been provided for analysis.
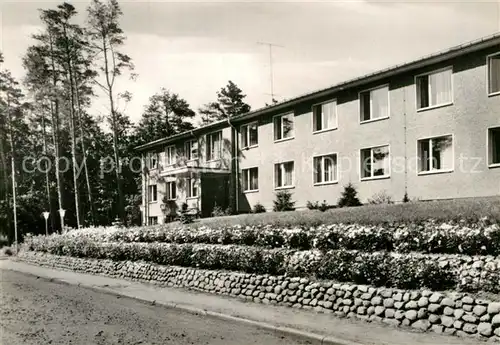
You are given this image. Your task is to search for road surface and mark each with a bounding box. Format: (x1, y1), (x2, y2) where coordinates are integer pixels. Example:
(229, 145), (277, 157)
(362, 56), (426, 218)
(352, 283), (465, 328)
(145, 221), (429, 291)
(0, 269), (314, 345)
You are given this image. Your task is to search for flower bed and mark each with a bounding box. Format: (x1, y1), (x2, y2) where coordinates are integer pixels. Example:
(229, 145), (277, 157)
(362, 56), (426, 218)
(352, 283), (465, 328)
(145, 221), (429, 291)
(44, 219), (500, 256)
(24, 236), (500, 293)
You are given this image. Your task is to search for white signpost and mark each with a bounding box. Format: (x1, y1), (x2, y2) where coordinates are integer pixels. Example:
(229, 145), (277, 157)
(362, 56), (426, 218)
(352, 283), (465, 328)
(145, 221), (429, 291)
(58, 209), (66, 233)
(42, 212), (50, 236)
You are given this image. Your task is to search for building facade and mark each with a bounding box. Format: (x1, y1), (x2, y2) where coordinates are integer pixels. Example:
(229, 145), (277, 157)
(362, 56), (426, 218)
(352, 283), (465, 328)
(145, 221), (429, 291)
(137, 34), (500, 225)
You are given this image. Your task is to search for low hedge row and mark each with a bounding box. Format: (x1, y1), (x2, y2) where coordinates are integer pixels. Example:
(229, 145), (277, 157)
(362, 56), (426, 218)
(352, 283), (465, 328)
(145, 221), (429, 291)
(25, 235), (498, 293)
(52, 220), (500, 256)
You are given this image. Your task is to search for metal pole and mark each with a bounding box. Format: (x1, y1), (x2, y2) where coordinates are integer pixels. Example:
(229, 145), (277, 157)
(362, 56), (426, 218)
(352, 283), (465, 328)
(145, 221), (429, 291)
(11, 165), (18, 252)
(7, 95), (18, 253)
(269, 45), (274, 101)
(257, 42), (284, 104)
(45, 218), (48, 236)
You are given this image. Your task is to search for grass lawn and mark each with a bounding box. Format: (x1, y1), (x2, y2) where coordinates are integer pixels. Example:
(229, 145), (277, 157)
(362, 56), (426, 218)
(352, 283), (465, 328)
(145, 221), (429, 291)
(169, 196), (500, 228)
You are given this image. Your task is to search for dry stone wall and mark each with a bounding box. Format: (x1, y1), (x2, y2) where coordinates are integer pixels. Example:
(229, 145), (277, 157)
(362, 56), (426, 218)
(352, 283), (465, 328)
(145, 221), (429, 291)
(18, 251), (500, 342)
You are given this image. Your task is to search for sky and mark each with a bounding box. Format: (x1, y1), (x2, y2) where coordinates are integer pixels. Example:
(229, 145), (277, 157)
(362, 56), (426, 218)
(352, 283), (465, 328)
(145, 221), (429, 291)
(1, 0), (499, 125)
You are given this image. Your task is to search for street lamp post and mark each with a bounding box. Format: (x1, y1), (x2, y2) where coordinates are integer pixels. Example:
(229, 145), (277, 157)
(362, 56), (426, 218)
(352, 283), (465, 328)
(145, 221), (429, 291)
(42, 212), (50, 236)
(58, 209), (66, 233)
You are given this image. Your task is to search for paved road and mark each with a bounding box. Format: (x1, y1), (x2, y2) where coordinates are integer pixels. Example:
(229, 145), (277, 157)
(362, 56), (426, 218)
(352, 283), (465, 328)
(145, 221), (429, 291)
(0, 269), (314, 345)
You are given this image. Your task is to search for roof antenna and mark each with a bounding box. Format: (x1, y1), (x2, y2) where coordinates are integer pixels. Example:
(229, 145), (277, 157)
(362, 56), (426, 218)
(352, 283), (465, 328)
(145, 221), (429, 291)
(257, 42), (284, 104)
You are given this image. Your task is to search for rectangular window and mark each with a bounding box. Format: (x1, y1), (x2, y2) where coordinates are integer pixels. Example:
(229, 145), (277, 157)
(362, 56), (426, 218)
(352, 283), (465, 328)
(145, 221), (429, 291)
(313, 154), (338, 184)
(165, 146), (176, 166)
(360, 145), (390, 179)
(418, 135), (454, 173)
(274, 161), (294, 188)
(360, 86), (389, 122)
(273, 113), (294, 141)
(187, 178), (198, 198)
(148, 185), (157, 202)
(313, 100), (337, 132)
(148, 153), (158, 169)
(242, 167), (259, 191)
(488, 53), (500, 95)
(206, 131), (222, 161)
(416, 68), (452, 110)
(166, 181), (176, 200)
(488, 127), (500, 166)
(241, 122), (258, 148)
(148, 216), (158, 226)
(184, 140), (198, 161)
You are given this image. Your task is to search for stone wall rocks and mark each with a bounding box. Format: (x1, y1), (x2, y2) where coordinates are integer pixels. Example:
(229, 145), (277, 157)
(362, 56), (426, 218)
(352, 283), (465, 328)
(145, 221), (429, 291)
(17, 251), (500, 342)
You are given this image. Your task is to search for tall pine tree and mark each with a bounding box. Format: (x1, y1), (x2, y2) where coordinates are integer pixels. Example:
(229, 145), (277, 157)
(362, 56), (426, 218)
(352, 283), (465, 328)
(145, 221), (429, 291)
(134, 88), (195, 145)
(199, 80), (251, 125)
(87, 0), (135, 223)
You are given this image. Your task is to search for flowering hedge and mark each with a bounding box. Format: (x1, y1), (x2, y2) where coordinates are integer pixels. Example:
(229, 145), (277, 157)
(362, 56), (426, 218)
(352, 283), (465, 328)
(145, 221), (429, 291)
(47, 219), (500, 256)
(27, 234), (498, 292)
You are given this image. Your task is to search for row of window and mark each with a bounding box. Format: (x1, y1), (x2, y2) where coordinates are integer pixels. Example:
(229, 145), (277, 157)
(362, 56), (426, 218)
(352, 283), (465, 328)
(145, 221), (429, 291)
(148, 127), (500, 194)
(147, 178), (199, 202)
(238, 54), (500, 149)
(240, 127), (500, 191)
(147, 131), (223, 169)
(146, 54), (500, 167)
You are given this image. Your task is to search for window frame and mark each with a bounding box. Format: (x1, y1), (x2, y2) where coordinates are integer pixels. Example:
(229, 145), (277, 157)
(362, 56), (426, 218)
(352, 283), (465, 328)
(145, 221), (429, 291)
(166, 181), (177, 201)
(240, 122), (259, 149)
(274, 161), (295, 190)
(414, 66), (454, 112)
(487, 126), (500, 168)
(242, 167), (259, 192)
(416, 133), (455, 175)
(359, 144), (391, 181)
(148, 184), (158, 203)
(184, 139), (198, 161)
(206, 130), (222, 162)
(487, 52), (500, 97)
(312, 99), (338, 133)
(148, 216), (158, 226)
(312, 153), (339, 186)
(186, 177), (199, 199)
(358, 84), (390, 124)
(273, 112), (295, 142)
(165, 145), (176, 166)
(148, 152), (158, 170)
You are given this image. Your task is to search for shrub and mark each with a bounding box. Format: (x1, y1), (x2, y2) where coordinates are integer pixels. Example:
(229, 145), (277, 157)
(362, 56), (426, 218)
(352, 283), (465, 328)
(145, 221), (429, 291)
(252, 202), (266, 213)
(0, 234), (9, 248)
(273, 190), (295, 212)
(402, 192), (410, 203)
(26, 237), (467, 291)
(179, 203), (194, 224)
(351, 252), (393, 287)
(32, 220), (500, 256)
(211, 204), (226, 217)
(1, 246), (13, 256)
(368, 191), (394, 205)
(338, 183), (362, 208)
(319, 200), (333, 212)
(306, 201), (320, 210)
(308, 200), (334, 212)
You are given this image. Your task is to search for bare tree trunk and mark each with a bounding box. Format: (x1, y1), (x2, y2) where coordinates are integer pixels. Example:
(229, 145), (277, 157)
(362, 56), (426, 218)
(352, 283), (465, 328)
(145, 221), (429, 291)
(62, 23), (81, 229)
(102, 37), (125, 223)
(74, 82), (95, 226)
(0, 118), (12, 242)
(7, 97), (18, 249)
(41, 109), (55, 232)
(48, 33), (64, 232)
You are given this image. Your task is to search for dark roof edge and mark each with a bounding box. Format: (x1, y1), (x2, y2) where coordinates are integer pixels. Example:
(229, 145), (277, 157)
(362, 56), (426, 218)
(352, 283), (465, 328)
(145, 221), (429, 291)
(135, 119), (228, 151)
(136, 32), (500, 151)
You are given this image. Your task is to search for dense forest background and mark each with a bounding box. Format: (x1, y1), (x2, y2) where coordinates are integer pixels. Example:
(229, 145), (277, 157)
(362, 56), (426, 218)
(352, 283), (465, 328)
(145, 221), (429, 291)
(0, 0), (251, 243)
